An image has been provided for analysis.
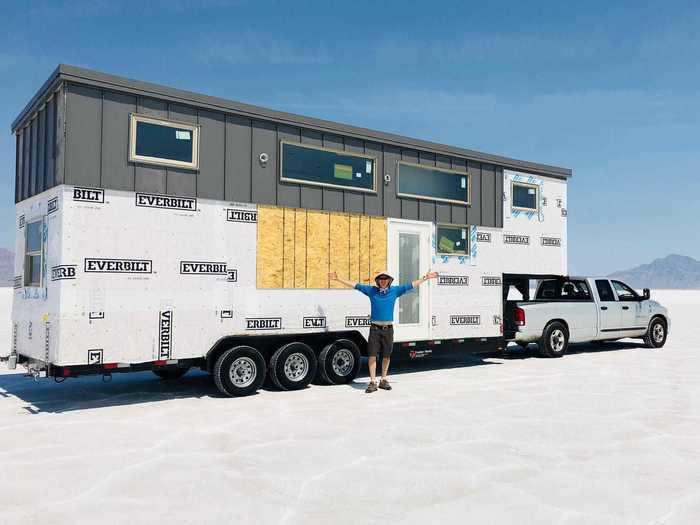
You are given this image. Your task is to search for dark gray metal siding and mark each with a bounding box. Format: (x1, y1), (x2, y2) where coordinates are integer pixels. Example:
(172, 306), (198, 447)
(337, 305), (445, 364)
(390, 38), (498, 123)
(15, 79), (517, 228)
(14, 93), (60, 204)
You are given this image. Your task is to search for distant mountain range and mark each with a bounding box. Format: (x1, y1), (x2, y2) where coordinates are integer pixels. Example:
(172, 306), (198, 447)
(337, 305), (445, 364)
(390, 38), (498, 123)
(0, 248), (13, 286)
(609, 254), (700, 290)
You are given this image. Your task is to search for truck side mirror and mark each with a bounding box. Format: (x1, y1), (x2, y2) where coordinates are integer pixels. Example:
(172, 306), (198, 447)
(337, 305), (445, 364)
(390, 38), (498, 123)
(643, 288), (650, 300)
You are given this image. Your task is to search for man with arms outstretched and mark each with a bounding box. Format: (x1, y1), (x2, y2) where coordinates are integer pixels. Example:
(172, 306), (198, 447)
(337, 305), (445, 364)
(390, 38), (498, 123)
(328, 270), (438, 393)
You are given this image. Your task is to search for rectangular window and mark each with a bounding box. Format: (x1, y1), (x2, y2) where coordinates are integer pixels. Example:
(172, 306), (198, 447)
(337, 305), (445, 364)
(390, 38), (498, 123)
(512, 182), (539, 211)
(280, 141), (376, 192)
(399, 232), (420, 324)
(595, 279), (616, 302)
(129, 114), (199, 170)
(24, 218), (44, 287)
(397, 162), (470, 205)
(535, 279), (592, 301)
(436, 225), (469, 255)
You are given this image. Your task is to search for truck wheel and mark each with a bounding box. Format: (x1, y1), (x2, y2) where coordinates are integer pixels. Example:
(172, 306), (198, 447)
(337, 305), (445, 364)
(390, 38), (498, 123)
(643, 317), (667, 348)
(269, 342), (317, 391)
(317, 339), (361, 385)
(153, 367), (190, 380)
(213, 346), (266, 397)
(539, 322), (569, 358)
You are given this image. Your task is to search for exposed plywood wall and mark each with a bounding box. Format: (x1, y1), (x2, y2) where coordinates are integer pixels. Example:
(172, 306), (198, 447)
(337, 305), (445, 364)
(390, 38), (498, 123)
(257, 205), (387, 289)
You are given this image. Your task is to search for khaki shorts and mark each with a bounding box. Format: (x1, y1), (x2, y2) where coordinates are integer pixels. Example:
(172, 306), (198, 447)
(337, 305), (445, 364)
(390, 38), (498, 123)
(367, 324), (394, 357)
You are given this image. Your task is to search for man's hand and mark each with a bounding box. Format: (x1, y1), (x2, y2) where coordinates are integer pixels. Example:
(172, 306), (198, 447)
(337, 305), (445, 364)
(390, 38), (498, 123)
(329, 272), (356, 288)
(412, 270), (439, 288)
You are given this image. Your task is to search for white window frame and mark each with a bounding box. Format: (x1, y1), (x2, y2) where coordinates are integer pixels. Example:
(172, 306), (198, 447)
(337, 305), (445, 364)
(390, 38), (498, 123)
(128, 114), (200, 170)
(24, 217), (44, 288)
(436, 224), (469, 256)
(511, 181), (539, 212)
(396, 161), (471, 206)
(279, 140), (378, 194)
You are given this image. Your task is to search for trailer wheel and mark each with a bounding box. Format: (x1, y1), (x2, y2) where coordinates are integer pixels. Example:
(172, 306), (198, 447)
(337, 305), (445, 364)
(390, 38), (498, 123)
(539, 322), (569, 358)
(153, 367), (190, 380)
(213, 346), (266, 397)
(317, 339), (361, 385)
(643, 317), (667, 349)
(269, 342), (317, 391)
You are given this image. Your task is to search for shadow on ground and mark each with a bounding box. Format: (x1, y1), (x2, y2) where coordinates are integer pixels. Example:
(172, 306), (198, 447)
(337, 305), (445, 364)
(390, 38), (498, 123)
(0, 340), (648, 413)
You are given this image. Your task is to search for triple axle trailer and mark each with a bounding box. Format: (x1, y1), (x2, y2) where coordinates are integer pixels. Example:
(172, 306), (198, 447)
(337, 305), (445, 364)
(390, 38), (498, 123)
(4, 65), (571, 396)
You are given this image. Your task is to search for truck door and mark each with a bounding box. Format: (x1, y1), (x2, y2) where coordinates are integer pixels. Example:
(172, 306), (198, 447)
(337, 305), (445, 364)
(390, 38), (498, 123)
(594, 279), (621, 336)
(611, 280), (648, 336)
(387, 219), (431, 342)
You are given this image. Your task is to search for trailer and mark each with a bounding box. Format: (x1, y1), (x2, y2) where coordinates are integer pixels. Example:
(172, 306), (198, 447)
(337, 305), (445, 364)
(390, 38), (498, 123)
(3, 65), (572, 396)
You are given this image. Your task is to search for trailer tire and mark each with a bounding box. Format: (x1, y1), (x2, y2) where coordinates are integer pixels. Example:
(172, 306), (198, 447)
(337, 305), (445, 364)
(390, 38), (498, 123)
(643, 317), (667, 349)
(269, 342), (317, 391)
(317, 339), (361, 385)
(539, 321), (569, 358)
(213, 346), (266, 397)
(153, 367), (190, 380)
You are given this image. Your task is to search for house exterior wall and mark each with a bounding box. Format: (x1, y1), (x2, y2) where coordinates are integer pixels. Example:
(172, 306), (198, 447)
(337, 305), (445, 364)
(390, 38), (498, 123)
(46, 82), (504, 227)
(11, 181), (565, 367)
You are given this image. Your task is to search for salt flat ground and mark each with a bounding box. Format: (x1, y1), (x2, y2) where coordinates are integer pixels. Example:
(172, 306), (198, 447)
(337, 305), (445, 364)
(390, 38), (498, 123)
(1, 290), (698, 525)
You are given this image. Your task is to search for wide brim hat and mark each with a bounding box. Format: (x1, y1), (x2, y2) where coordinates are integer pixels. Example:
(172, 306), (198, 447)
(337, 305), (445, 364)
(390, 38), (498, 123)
(374, 270), (394, 286)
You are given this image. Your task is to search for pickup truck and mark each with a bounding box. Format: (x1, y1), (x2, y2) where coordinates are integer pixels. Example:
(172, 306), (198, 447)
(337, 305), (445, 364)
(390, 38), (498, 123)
(503, 276), (670, 357)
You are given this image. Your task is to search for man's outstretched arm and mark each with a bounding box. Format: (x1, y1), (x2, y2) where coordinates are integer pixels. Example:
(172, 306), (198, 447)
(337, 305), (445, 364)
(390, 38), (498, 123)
(328, 271), (357, 288)
(412, 271), (439, 288)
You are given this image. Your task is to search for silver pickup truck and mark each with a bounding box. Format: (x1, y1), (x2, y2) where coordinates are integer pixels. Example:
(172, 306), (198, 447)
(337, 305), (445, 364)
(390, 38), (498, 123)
(503, 276), (670, 357)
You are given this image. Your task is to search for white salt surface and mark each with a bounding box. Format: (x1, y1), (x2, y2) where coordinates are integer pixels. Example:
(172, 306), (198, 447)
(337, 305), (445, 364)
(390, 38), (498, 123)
(1, 289), (699, 524)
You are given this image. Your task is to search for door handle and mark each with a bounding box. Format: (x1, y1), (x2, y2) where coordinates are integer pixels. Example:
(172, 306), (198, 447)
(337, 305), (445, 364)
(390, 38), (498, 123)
(601, 306), (608, 311)
(622, 306), (629, 310)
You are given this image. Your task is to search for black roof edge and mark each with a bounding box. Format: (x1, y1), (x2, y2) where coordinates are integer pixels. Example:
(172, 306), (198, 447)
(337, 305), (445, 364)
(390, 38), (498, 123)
(11, 64), (572, 179)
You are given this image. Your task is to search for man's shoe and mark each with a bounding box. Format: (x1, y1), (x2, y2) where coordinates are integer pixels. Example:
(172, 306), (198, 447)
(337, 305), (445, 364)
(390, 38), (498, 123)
(365, 381), (378, 393)
(378, 379), (392, 391)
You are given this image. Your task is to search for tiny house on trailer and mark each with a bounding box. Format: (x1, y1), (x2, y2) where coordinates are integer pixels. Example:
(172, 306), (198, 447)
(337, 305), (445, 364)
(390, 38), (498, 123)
(5, 65), (572, 396)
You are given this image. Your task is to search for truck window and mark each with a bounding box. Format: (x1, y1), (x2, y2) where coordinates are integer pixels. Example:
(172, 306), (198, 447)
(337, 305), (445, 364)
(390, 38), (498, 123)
(595, 280), (616, 302)
(535, 279), (592, 301)
(612, 280), (639, 301)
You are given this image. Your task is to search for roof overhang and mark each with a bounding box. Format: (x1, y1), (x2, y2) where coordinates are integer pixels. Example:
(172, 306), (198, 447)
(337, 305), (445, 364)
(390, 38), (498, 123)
(12, 64), (572, 179)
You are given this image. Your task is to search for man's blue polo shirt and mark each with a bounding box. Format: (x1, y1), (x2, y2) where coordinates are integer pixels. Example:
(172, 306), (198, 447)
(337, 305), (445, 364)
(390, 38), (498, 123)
(354, 283), (414, 322)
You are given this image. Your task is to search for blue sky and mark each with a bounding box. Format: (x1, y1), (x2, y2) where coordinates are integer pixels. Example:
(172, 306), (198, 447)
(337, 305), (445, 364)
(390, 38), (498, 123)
(1, 0), (698, 275)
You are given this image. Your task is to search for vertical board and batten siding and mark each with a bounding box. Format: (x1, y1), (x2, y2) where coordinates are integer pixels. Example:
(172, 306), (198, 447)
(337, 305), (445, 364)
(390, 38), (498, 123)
(16, 80), (509, 228)
(14, 93), (59, 204)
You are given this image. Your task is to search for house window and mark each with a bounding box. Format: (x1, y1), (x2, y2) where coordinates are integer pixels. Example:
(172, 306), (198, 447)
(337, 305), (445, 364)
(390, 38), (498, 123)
(129, 114), (200, 170)
(436, 225), (468, 255)
(397, 162), (470, 205)
(512, 182), (539, 211)
(280, 141), (376, 192)
(24, 218), (44, 287)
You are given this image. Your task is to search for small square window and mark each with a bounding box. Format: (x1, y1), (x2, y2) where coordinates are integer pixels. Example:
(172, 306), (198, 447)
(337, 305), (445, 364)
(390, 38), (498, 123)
(129, 114), (200, 170)
(436, 225), (469, 255)
(24, 218), (44, 287)
(512, 182), (539, 211)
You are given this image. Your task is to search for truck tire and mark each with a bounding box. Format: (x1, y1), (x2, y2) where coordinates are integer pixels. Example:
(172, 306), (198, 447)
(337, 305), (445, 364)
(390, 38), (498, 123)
(269, 342), (317, 391)
(213, 346), (266, 397)
(539, 321), (569, 358)
(153, 367), (190, 380)
(317, 339), (361, 385)
(643, 317), (667, 349)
